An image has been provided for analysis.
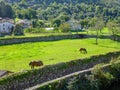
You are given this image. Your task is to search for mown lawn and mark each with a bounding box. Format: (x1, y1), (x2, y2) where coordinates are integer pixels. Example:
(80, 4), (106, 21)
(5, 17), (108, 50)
(0, 38), (120, 72)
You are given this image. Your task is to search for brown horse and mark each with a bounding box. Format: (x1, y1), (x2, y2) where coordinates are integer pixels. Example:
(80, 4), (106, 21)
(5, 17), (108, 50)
(79, 48), (87, 54)
(29, 60), (43, 69)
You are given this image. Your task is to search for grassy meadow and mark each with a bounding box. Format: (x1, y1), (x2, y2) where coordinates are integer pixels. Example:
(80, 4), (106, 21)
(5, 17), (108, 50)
(0, 38), (120, 72)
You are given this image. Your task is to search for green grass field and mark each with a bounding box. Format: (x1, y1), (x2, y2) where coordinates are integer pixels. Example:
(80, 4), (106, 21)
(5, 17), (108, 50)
(0, 38), (120, 72)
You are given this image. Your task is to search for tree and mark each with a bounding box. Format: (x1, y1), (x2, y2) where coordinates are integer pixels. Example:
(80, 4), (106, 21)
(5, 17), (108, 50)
(5, 4), (14, 18)
(59, 23), (70, 32)
(28, 8), (37, 19)
(38, 20), (45, 28)
(13, 24), (24, 36)
(89, 17), (105, 45)
(19, 0), (27, 8)
(32, 20), (38, 28)
(107, 21), (120, 41)
(0, 1), (14, 18)
(58, 14), (70, 23)
(80, 19), (89, 29)
(52, 19), (61, 27)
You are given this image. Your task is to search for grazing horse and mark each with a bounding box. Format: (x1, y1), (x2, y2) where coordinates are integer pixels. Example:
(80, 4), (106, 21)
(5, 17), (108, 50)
(29, 60), (43, 69)
(79, 48), (87, 54)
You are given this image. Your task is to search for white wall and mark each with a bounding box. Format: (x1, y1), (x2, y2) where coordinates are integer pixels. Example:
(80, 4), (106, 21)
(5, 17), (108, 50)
(0, 22), (14, 34)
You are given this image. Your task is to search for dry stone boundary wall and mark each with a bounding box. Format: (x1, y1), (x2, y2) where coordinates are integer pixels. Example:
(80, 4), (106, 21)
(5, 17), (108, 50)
(0, 34), (120, 45)
(0, 34), (80, 45)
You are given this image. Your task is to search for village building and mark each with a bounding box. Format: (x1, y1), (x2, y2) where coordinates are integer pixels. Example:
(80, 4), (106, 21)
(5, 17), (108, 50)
(0, 18), (14, 36)
(45, 27), (54, 31)
(67, 19), (82, 31)
(16, 19), (31, 29)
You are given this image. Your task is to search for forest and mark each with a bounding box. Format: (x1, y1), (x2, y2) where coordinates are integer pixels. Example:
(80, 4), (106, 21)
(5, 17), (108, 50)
(1, 0), (120, 21)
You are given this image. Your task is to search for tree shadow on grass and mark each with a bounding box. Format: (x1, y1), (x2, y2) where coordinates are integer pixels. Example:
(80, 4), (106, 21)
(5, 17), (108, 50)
(99, 45), (120, 49)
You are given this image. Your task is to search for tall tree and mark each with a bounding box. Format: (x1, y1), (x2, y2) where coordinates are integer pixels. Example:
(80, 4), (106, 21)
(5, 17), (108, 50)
(89, 17), (105, 45)
(52, 18), (61, 27)
(5, 4), (14, 18)
(0, 1), (14, 18)
(107, 21), (120, 41)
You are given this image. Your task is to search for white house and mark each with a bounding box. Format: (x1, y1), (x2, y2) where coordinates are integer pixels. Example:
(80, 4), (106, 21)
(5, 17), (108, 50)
(67, 19), (82, 31)
(45, 27), (54, 31)
(0, 22), (14, 36)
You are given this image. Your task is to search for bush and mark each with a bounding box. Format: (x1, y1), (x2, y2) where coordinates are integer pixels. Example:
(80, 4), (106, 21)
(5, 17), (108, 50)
(110, 61), (120, 80)
(24, 28), (46, 33)
(13, 24), (24, 36)
(91, 65), (114, 89)
(59, 23), (71, 32)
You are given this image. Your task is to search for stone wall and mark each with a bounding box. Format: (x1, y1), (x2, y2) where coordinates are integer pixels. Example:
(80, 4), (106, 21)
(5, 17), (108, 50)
(0, 34), (80, 45)
(0, 34), (120, 45)
(0, 51), (120, 90)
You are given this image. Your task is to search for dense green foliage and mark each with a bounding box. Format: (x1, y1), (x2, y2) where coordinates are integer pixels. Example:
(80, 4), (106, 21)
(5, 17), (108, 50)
(0, 0), (119, 37)
(2, 0), (120, 21)
(0, 1), (14, 18)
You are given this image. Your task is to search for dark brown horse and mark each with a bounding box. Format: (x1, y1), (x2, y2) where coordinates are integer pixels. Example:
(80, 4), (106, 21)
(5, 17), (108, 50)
(79, 48), (87, 54)
(29, 60), (43, 69)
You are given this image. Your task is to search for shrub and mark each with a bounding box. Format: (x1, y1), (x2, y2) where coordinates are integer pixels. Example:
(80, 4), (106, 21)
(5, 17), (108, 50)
(24, 28), (46, 33)
(59, 23), (71, 32)
(110, 60), (120, 80)
(13, 24), (24, 36)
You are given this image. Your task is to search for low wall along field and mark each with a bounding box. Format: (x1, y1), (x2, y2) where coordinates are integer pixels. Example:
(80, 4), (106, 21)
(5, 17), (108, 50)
(0, 34), (80, 45)
(0, 51), (120, 90)
(0, 34), (120, 45)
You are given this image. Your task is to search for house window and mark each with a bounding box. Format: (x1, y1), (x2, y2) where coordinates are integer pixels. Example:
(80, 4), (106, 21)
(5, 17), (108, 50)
(3, 28), (5, 30)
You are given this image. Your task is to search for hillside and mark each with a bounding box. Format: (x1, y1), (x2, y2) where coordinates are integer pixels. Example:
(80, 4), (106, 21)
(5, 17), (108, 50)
(2, 0), (120, 21)
(5, 0), (120, 4)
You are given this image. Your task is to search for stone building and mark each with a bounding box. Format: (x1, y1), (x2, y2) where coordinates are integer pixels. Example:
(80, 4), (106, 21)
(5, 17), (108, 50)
(0, 18), (14, 36)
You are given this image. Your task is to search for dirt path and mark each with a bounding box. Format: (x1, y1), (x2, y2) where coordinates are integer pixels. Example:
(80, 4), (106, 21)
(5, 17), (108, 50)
(25, 68), (93, 90)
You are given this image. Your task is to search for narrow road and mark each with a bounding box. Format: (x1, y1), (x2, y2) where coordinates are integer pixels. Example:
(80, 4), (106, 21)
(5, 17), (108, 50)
(25, 68), (93, 90)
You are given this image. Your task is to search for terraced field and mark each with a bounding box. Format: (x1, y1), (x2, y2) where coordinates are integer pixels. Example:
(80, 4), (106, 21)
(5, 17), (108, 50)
(0, 38), (120, 72)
